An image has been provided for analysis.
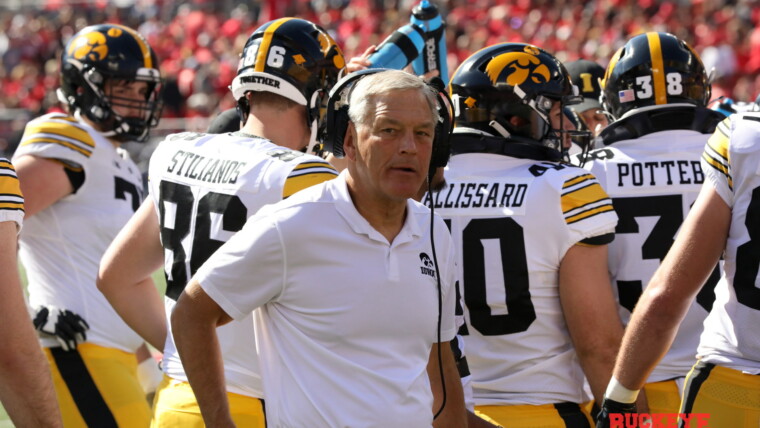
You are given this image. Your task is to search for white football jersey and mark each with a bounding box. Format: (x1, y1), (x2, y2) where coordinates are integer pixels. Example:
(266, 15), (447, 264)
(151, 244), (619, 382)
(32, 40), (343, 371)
(698, 113), (760, 373)
(148, 131), (337, 397)
(0, 158), (23, 227)
(583, 129), (718, 382)
(14, 113), (145, 352)
(429, 152), (618, 405)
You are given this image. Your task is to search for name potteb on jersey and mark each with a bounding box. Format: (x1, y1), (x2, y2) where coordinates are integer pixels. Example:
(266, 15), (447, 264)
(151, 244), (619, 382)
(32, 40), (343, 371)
(587, 149), (705, 188)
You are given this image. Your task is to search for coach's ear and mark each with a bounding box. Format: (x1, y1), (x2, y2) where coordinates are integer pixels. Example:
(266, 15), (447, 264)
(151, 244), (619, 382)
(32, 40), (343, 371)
(342, 122), (358, 161)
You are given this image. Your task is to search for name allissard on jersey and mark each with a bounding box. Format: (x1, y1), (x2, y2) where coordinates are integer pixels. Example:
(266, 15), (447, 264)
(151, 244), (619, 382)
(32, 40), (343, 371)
(424, 178), (529, 211)
(149, 131), (337, 397)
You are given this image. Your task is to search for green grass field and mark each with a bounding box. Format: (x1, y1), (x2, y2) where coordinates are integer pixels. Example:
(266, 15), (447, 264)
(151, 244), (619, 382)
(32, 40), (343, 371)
(0, 266), (166, 426)
(0, 412), (11, 428)
(0, 410), (11, 428)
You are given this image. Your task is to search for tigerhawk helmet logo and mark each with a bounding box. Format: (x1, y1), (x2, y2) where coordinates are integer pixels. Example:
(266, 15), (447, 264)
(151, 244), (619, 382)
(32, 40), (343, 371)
(68, 28), (124, 62)
(485, 45), (551, 86)
(317, 32), (346, 70)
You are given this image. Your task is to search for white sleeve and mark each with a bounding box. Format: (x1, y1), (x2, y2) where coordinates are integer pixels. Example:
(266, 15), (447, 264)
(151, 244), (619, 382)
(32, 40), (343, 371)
(0, 159), (23, 228)
(14, 115), (94, 168)
(439, 228), (457, 342)
(701, 117), (734, 207)
(194, 213), (285, 320)
(560, 170), (618, 243)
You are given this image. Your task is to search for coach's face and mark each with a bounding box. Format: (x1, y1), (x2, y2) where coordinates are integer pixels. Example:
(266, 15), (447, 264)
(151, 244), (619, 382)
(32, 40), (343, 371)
(344, 88), (435, 205)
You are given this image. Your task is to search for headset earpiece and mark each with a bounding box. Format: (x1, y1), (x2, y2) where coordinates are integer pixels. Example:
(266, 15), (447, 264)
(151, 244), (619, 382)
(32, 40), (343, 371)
(322, 68), (385, 157)
(322, 68), (452, 171)
(236, 97), (250, 127)
(430, 80), (453, 170)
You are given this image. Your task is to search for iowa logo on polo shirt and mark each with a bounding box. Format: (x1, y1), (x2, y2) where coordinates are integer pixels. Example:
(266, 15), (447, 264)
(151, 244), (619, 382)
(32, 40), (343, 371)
(419, 252), (436, 278)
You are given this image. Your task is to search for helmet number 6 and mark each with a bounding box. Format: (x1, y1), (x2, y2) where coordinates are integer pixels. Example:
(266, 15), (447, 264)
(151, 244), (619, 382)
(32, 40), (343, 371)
(267, 46), (286, 68)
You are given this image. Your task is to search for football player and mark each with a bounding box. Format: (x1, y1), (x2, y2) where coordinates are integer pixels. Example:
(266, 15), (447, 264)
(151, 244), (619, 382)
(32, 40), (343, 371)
(580, 32), (726, 419)
(425, 42), (623, 427)
(0, 159), (62, 427)
(565, 59), (609, 138)
(97, 18), (344, 427)
(12, 24), (162, 427)
(596, 35), (760, 428)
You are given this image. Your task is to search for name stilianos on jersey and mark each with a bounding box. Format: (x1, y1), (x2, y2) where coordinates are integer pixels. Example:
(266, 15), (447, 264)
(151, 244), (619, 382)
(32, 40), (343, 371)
(166, 149), (247, 185)
(159, 132), (253, 185)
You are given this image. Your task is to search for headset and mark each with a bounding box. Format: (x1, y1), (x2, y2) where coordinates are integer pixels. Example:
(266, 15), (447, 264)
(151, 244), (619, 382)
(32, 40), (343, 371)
(322, 69), (453, 418)
(321, 68), (453, 180)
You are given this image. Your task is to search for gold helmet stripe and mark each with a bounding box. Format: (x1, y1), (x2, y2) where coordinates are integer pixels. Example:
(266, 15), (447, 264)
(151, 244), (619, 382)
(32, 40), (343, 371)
(646, 32), (667, 105)
(602, 47), (623, 90)
(254, 18), (295, 73)
(115, 25), (153, 69)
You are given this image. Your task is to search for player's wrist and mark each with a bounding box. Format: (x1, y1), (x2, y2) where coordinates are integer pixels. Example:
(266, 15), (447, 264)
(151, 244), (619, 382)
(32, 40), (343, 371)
(137, 357), (163, 394)
(604, 376), (639, 404)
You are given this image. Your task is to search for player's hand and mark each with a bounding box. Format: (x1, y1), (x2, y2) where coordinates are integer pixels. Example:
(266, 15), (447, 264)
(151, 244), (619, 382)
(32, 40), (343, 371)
(32, 305), (90, 351)
(137, 357), (163, 406)
(595, 397), (637, 428)
(346, 45), (375, 73)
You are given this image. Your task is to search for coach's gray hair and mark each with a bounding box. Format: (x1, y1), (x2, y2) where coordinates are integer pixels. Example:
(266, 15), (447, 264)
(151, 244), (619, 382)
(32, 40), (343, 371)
(347, 70), (439, 128)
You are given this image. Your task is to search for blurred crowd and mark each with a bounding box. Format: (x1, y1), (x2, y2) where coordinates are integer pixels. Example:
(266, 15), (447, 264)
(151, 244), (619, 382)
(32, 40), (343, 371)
(1, 0), (759, 153)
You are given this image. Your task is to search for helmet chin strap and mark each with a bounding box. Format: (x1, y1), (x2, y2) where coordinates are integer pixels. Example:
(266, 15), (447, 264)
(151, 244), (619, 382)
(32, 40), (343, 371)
(75, 107), (140, 142)
(73, 110), (115, 137)
(306, 119), (319, 155)
(488, 120), (511, 138)
(305, 90), (321, 155)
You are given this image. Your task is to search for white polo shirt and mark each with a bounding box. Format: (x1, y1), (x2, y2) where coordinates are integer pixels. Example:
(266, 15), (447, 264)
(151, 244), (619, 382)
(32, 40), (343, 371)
(196, 171), (457, 427)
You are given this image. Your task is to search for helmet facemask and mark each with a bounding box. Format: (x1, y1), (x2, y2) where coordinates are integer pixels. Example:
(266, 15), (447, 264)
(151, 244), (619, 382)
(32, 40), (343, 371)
(97, 73), (163, 142)
(493, 83), (588, 156)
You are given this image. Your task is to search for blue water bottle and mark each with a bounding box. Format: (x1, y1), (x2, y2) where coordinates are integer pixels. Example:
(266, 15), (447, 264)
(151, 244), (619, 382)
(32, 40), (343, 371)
(411, 0), (448, 84)
(366, 23), (425, 70)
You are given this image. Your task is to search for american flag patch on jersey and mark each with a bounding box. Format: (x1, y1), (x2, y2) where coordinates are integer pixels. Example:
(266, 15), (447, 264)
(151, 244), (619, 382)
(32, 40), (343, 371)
(618, 89), (635, 103)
